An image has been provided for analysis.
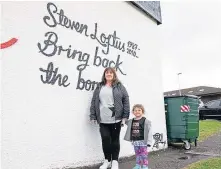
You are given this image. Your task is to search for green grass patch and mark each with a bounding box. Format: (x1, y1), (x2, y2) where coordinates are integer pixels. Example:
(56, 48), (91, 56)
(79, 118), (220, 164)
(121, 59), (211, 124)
(198, 120), (221, 142)
(183, 158), (221, 169)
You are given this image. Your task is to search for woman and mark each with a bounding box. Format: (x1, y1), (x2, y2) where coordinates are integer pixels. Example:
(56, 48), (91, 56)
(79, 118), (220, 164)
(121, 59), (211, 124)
(90, 67), (130, 169)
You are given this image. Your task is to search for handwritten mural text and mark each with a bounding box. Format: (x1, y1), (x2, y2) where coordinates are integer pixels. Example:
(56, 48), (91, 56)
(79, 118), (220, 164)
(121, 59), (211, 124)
(37, 2), (140, 90)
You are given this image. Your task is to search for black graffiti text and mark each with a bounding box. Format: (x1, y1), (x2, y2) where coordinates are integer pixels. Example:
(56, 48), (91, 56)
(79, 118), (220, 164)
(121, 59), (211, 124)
(93, 46), (126, 75)
(127, 41), (139, 58)
(76, 70), (99, 91)
(39, 62), (70, 87)
(37, 31), (90, 71)
(127, 48), (138, 58)
(43, 2), (126, 55)
(43, 2), (89, 37)
(90, 23), (125, 55)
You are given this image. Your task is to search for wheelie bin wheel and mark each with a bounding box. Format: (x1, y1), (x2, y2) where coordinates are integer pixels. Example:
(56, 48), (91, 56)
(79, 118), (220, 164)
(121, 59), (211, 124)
(183, 140), (191, 150)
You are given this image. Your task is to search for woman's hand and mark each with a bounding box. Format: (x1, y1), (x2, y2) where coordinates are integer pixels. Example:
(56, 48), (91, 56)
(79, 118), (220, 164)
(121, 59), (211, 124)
(121, 118), (127, 127)
(90, 120), (97, 125)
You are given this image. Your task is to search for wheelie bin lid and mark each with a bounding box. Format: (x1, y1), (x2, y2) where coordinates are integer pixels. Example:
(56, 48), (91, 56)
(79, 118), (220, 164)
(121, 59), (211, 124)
(164, 94), (199, 99)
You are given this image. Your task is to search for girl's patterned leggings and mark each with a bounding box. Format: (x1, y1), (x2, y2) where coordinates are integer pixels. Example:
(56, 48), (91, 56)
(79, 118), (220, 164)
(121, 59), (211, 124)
(133, 141), (148, 166)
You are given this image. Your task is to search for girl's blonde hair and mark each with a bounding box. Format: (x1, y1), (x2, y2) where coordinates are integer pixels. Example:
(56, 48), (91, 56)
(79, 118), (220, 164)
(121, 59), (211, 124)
(132, 104), (145, 114)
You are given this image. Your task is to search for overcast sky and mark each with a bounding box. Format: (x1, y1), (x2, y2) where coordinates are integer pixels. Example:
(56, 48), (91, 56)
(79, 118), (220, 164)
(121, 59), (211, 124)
(159, 1), (221, 92)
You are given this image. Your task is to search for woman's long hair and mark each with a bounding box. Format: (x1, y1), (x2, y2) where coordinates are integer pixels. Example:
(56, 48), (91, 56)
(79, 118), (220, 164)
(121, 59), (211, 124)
(101, 67), (120, 85)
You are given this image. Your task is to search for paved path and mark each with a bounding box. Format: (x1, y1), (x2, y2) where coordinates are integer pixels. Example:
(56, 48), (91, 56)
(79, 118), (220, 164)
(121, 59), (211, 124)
(119, 131), (221, 169)
(75, 129), (221, 169)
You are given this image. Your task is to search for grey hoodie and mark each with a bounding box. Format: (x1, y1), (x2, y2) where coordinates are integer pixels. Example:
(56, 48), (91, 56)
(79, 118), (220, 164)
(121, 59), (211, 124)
(124, 118), (153, 146)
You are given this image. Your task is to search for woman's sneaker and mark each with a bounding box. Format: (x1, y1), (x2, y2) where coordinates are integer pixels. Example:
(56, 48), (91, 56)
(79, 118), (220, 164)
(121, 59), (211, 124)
(111, 160), (119, 169)
(99, 160), (111, 169)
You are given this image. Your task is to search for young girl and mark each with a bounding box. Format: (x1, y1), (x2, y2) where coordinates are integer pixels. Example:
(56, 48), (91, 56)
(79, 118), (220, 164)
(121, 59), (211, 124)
(124, 104), (152, 169)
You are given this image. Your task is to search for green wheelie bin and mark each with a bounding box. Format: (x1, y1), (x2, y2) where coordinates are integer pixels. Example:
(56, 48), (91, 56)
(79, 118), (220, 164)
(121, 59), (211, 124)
(164, 95), (199, 150)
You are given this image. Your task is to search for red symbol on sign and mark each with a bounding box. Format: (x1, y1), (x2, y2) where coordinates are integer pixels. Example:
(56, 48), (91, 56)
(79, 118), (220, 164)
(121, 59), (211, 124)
(181, 105), (190, 112)
(0, 38), (18, 49)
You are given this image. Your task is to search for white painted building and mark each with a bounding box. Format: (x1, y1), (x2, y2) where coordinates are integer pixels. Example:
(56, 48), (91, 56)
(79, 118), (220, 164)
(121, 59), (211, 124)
(1, 2), (166, 169)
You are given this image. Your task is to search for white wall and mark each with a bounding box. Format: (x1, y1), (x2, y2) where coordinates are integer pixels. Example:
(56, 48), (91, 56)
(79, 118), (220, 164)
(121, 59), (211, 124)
(0, 3), (2, 169)
(1, 2), (167, 169)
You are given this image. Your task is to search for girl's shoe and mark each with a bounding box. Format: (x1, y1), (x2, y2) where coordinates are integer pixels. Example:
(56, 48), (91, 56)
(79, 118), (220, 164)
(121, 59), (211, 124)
(132, 164), (141, 169)
(142, 165), (148, 169)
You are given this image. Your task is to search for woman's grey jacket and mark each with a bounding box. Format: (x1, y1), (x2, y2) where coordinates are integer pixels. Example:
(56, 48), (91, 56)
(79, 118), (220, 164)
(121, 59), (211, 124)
(90, 82), (130, 124)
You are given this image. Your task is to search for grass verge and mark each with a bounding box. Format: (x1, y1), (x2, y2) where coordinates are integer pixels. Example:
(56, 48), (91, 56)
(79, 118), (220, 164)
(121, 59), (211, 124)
(183, 158), (221, 169)
(198, 120), (221, 142)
